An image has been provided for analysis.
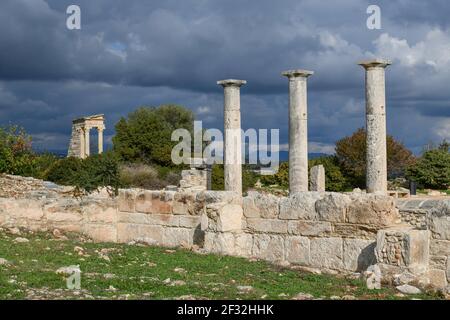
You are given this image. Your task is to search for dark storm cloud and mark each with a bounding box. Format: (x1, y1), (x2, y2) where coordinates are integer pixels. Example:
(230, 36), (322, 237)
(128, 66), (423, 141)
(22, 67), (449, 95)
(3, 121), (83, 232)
(0, 0), (449, 153)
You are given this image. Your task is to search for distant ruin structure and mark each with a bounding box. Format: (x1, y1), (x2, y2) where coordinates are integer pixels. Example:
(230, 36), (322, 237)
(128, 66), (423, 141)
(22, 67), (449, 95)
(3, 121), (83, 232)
(67, 114), (105, 159)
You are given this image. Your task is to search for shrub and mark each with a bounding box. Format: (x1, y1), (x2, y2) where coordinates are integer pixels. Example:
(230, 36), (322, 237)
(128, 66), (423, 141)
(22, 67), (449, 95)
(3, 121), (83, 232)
(406, 144), (450, 190)
(0, 125), (34, 176)
(119, 163), (181, 189)
(46, 153), (121, 194)
(309, 156), (349, 192)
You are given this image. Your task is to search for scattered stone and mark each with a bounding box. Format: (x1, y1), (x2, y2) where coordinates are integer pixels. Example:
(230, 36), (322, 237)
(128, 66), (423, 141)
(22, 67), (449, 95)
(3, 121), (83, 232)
(363, 264), (381, 290)
(292, 292), (314, 300)
(56, 265), (81, 275)
(342, 295), (356, 300)
(174, 267), (187, 274)
(0, 258), (10, 266)
(396, 284), (422, 295)
(8, 227), (21, 235)
(170, 280), (186, 286)
(330, 295), (341, 300)
(278, 293), (288, 297)
(163, 278), (172, 284)
(103, 273), (116, 279)
(107, 285), (118, 291)
(13, 237), (29, 243)
(393, 272), (416, 286)
(237, 285), (254, 293)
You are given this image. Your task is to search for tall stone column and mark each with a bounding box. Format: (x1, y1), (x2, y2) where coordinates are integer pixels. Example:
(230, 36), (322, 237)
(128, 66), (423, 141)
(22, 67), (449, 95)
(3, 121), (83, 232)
(217, 79), (246, 194)
(358, 59), (391, 194)
(84, 127), (90, 158)
(98, 127), (104, 154)
(282, 69), (313, 194)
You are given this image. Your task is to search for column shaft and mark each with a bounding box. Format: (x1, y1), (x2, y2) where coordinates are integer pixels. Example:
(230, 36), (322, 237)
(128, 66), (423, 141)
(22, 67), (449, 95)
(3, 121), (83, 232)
(84, 127), (90, 157)
(282, 69), (313, 194)
(359, 59), (391, 194)
(217, 79), (246, 194)
(98, 128), (104, 154)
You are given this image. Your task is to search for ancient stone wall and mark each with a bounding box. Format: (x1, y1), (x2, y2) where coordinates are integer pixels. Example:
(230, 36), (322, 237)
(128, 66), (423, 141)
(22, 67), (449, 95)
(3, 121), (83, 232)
(1, 174), (449, 290)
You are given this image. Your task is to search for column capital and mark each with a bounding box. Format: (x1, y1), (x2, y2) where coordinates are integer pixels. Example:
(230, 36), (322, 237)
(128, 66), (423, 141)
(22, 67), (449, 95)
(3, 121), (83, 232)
(358, 58), (392, 69)
(282, 69), (314, 78)
(217, 79), (247, 87)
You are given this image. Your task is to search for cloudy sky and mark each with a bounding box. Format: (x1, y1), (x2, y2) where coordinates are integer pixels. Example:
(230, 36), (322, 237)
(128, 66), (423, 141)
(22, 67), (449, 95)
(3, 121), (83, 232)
(0, 0), (449, 155)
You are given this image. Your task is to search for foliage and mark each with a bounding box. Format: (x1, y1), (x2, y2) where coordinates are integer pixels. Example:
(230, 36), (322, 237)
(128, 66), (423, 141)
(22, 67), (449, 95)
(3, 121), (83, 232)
(46, 152), (121, 194)
(260, 162), (289, 189)
(211, 164), (258, 193)
(113, 105), (194, 167)
(335, 128), (415, 188)
(0, 125), (34, 176)
(309, 156), (349, 192)
(119, 163), (181, 189)
(406, 142), (450, 189)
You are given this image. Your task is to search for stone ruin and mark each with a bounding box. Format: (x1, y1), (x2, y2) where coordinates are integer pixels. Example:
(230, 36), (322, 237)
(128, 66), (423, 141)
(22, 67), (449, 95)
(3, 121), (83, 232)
(1, 59), (449, 293)
(67, 114), (105, 158)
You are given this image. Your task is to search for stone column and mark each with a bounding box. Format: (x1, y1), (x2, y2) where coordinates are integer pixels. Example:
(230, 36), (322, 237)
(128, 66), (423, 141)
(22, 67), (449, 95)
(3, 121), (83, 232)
(217, 79), (246, 194)
(98, 127), (104, 154)
(84, 127), (90, 158)
(310, 165), (325, 192)
(282, 69), (314, 194)
(358, 59), (391, 194)
(79, 128), (86, 159)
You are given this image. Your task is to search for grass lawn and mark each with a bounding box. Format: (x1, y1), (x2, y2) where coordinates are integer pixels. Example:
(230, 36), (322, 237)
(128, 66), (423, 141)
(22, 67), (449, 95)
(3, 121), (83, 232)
(0, 229), (444, 300)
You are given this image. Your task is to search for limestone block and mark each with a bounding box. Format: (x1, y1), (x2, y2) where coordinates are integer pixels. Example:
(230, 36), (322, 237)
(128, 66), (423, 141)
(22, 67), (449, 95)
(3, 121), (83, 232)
(347, 194), (400, 226)
(285, 236), (310, 265)
(82, 201), (117, 224)
(162, 227), (192, 248)
(279, 192), (321, 220)
(332, 223), (378, 240)
(173, 192), (196, 215)
(246, 218), (288, 234)
(178, 216), (201, 228)
(148, 191), (173, 214)
(8, 200), (44, 221)
(234, 233), (253, 257)
(252, 234), (285, 262)
(200, 191), (241, 205)
(243, 192), (280, 219)
(204, 232), (235, 255)
(206, 203), (242, 232)
(427, 269), (448, 289)
(447, 256), (450, 282)
(430, 240), (450, 256)
(429, 256), (447, 270)
(83, 224), (117, 242)
(427, 201), (450, 240)
(375, 227), (430, 274)
(118, 212), (179, 227)
(118, 189), (137, 212)
(343, 239), (376, 271)
(310, 237), (344, 270)
(46, 211), (82, 223)
(310, 165), (325, 192)
(116, 223), (164, 244)
(135, 190), (153, 213)
(287, 220), (331, 236)
(315, 193), (351, 222)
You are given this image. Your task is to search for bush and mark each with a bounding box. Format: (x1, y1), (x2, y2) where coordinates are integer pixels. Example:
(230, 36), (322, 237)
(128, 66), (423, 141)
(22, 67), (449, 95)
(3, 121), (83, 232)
(260, 162), (289, 189)
(46, 152), (121, 194)
(210, 164), (258, 192)
(0, 125), (34, 176)
(406, 144), (450, 190)
(119, 163), (181, 189)
(309, 156), (349, 192)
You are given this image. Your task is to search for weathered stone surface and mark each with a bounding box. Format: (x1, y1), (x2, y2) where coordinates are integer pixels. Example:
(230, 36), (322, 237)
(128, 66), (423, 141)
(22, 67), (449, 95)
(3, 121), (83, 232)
(252, 234), (285, 262)
(332, 223), (378, 239)
(347, 194), (399, 226)
(243, 192), (280, 219)
(178, 216), (201, 228)
(427, 202), (450, 240)
(375, 227), (430, 274)
(447, 256), (450, 282)
(82, 224), (116, 242)
(279, 192), (321, 220)
(315, 193), (351, 222)
(118, 189), (136, 212)
(247, 218), (287, 234)
(285, 236), (310, 265)
(396, 284), (421, 295)
(287, 220), (331, 236)
(234, 233), (253, 257)
(173, 192), (196, 215)
(162, 228), (192, 247)
(116, 223), (164, 244)
(310, 237), (344, 269)
(310, 165), (325, 192)
(82, 201), (117, 223)
(427, 269), (448, 288)
(430, 240), (450, 256)
(206, 203), (242, 232)
(343, 239), (376, 271)
(204, 232), (235, 255)
(135, 190), (153, 213)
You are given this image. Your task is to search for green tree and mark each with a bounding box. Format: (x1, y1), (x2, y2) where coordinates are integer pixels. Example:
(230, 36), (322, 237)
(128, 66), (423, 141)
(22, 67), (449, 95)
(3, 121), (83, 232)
(335, 128), (415, 188)
(113, 105), (194, 167)
(406, 144), (450, 190)
(309, 156), (349, 191)
(0, 125), (35, 176)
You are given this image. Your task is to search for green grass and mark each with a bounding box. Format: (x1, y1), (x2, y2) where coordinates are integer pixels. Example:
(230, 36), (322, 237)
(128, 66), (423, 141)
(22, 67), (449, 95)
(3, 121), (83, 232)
(0, 229), (444, 300)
